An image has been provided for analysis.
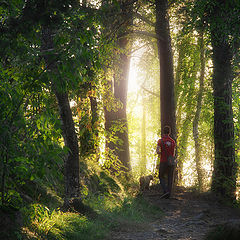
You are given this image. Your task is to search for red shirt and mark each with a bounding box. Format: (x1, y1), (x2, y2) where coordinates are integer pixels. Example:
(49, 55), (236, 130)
(157, 135), (175, 163)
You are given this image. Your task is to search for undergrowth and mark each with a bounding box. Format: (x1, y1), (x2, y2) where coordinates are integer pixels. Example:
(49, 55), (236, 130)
(21, 205), (106, 240)
(18, 193), (162, 240)
(0, 174), (161, 240)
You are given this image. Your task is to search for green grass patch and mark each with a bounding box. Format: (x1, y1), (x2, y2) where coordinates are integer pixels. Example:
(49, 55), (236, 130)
(86, 194), (163, 233)
(21, 195), (162, 240)
(111, 196), (162, 222)
(21, 204), (107, 240)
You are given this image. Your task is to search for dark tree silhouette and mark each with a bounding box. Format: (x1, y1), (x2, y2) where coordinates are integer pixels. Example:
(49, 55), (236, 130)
(207, 1), (237, 200)
(41, 26), (80, 205)
(155, 0), (176, 140)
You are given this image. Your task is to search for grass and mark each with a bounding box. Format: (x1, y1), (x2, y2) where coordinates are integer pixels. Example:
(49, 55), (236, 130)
(21, 203), (107, 240)
(20, 194), (163, 240)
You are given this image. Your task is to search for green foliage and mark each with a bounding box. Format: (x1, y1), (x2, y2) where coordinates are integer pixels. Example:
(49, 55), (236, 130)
(111, 196), (162, 223)
(19, 184), (162, 240)
(99, 171), (121, 193)
(0, 1), (238, 238)
(233, 76), (240, 160)
(84, 171), (121, 198)
(22, 204), (107, 240)
(188, 0), (240, 47)
(0, 0), (118, 208)
(87, 194), (163, 237)
(76, 97), (97, 156)
(0, 58), (65, 206)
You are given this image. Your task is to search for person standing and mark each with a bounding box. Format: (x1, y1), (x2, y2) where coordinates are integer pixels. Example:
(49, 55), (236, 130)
(156, 125), (176, 198)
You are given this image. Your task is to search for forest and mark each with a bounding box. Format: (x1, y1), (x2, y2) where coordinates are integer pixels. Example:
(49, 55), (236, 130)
(0, 0), (239, 239)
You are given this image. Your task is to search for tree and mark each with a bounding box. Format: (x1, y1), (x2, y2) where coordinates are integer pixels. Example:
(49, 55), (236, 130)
(103, 0), (133, 173)
(0, 0), (68, 206)
(174, 32), (200, 184)
(140, 96), (147, 175)
(155, 0), (176, 140)
(192, 30), (205, 191)
(40, 1), (108, 204)
(199, 0), (240, 200)
(0, 0), (107, 208)
(188, 0), (239, 199)
(42, 26), (80, 204)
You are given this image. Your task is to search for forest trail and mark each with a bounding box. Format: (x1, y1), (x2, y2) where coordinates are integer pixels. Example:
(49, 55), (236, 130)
(109, 187), (240, 240)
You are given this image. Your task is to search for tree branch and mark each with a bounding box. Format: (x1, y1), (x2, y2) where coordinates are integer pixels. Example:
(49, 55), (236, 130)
(133, 12), (155, 27)
(141, 85), (160, 98)
(130, 30), (164, 41)
(129, 43), (149, 55)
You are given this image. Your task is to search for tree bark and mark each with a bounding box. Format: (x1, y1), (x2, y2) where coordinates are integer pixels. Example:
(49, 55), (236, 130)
(155, 0), (176, 140)
(211, 34), (236, 199)
(193, 31), (205, 192)
(90, 94), (100, 157)
(174, 41), (185, 185)
(114, 35), (131, 171)
(207, 1), (237, 198)
(41, 27), (80, 202)
(140, 100), (147, 175)
(55, 91), (80, 199)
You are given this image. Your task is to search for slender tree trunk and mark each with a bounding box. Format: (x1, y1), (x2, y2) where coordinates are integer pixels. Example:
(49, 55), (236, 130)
(175, 42), (185, 185)
(175, 43), (184, 102)
(176, 119), (192, 185)
(140, 100), (146, 175)
(113, 35), (131, 171)
(55, 92), (80, 199)
(90, 95), (100, 156)
(41, 27), (80, 203)
(90, 96), (98, 128)
(155, 0), (176, 140)
(193, 31), (205, 192)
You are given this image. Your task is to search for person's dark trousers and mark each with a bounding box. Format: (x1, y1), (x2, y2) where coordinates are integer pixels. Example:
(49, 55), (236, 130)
(159, 162), (174, 196)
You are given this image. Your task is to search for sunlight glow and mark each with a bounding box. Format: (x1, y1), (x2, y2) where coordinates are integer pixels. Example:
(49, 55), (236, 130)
(128, 56), (140, 93)
(128, 41), (147, 93)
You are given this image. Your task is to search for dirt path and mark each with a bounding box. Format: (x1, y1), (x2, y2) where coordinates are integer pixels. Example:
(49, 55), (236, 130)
(110, 187), (240, 240)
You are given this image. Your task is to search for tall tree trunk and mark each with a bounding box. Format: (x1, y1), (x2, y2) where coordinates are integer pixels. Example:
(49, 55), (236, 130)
(175, 41), (185, 185)
(176, 118), (192, 185)
(193, 31), (205, 192)
(90, 94), (100, 157)
(211, 34), (236, 199)
(104, 0), (132, 172)
(207, 1), (237, 198)
(175, 43), (184, 102)
(55, 91), (80, 200)
(155, 0), (176, 140)
(140, 100), (146, 175)
(114, 35), (131, 171)
(41, 27), (80, 203)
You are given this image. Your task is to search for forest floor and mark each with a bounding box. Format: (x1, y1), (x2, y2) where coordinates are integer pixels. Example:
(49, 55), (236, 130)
(109, 186), (240, 240)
